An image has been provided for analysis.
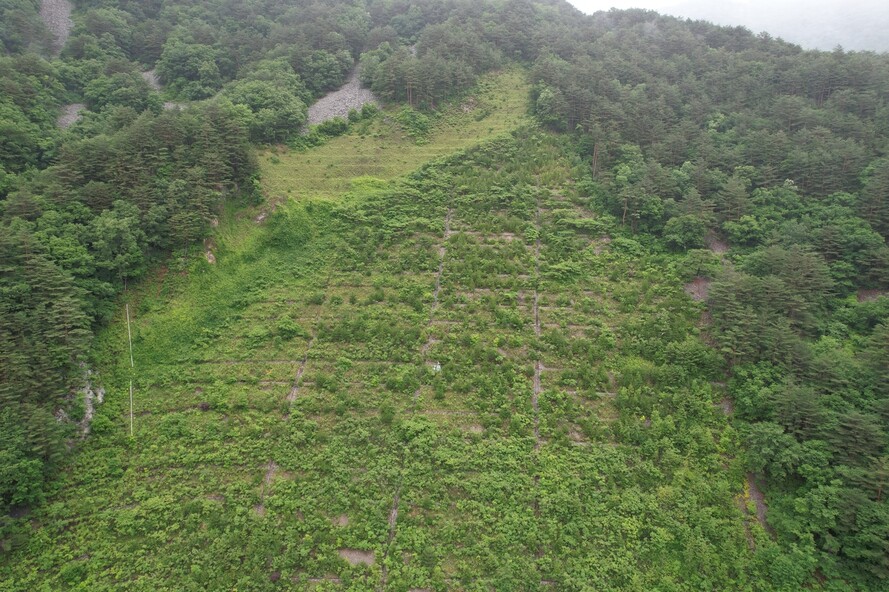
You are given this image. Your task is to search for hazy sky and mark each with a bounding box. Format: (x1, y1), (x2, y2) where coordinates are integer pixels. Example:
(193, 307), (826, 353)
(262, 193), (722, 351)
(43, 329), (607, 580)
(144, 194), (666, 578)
(566, 0), (889, 52)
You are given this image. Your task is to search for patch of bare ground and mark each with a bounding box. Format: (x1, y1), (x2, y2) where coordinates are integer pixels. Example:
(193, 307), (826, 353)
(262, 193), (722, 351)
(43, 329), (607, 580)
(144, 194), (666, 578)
(738, 473), (774, 549)
(141, 69), (162, 91)
(388, 493), (400, 532)
(57, 103), (84, 128)
(333, 514), (349, 527)
(287, 292), (324, 403)
(746, 474), (771, 531)
(306, 69), (379, 127)
(698, 309), (713, 327)
(252, 460), (277, 516)
(40, 0), (73, 55)
(591, 236), (611, 255)
(569, 429), (588, 445)
(337, 548), (375, 566)
(300, 575), (341, 585)
(706, 232), (729, 254)
(857, 288), (887, 302)
(204, 238), (217, 264)
(684, 276), (711, 301)
(455, 230), (522, 242)
(717, 397), (734, 416)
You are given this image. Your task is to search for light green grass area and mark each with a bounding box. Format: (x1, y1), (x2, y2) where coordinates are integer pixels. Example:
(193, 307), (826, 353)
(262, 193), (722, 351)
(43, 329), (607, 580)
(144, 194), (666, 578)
(260, 68), (530, 201)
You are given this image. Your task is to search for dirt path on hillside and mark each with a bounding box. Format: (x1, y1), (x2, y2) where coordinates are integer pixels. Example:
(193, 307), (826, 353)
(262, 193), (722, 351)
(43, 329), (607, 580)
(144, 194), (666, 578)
(40, 0), (73, 55)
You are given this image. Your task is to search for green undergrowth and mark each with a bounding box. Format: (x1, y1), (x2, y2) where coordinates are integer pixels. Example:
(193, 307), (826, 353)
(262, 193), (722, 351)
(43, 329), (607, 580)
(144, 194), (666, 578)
(1, 130), (792, 591)
(259, 68), (530, 201)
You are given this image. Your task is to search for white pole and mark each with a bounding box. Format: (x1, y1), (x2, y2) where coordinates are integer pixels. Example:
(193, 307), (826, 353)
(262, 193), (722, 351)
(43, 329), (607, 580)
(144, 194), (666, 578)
(126, 304), (134, 437)
(129, 380), (134, 438)
(125, 304), (134, 369)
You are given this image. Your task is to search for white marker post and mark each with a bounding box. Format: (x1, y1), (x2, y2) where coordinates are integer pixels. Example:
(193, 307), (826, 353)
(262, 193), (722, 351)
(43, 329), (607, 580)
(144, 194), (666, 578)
(126, 304), (134, 437)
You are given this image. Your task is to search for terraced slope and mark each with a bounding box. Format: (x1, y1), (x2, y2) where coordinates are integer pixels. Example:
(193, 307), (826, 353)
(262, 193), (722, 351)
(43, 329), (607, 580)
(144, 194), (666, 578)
(261, 68), (529, 201)
(2, 74), (760, 591)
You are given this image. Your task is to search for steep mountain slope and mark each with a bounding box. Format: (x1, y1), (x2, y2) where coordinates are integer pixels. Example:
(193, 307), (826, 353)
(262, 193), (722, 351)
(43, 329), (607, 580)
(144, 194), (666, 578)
(2, 118), (758, 590)
(2, 0), (888, 589)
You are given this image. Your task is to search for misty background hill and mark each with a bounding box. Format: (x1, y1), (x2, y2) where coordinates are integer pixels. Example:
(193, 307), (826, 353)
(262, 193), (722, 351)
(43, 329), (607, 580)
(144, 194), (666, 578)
(572, 0), (889, 52)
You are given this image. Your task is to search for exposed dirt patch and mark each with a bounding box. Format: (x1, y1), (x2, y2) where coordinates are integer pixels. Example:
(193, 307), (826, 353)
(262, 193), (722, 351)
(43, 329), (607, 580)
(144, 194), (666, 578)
(141, 69), (162, 91)
(388, 494), (399, 529)
(253, 503), (266, 517)
(302, 575), (341, 585)
(337, 548), (375, 566)
(706, 232), (729, 254)
(78, 365), (105, 437)
(263, 461), (278, 488)
(333, 514), (349, 527)
(306, 69), (379, 127)
(591, 236), (611, 255)
(40, 0), (73, 55)
(205, 251), (216, 264)
(857, 288), (887, 302)
(57, 103), (84, 128)
(717, 397), (734, 416)
(684, 277), (711, 301)
(746, 474), (771, 533)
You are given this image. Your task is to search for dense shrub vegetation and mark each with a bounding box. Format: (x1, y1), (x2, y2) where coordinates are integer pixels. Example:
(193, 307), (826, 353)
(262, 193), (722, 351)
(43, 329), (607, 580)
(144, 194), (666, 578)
(1, 0), (888, 588)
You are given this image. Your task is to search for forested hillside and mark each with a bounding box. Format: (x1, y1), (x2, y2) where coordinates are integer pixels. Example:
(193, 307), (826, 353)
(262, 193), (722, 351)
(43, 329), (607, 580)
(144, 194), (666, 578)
(2, 0), (888, 590)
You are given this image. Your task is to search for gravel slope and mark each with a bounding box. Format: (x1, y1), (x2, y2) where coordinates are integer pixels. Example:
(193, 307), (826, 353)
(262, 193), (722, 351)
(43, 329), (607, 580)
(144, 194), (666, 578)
(306, 70), (379, 126)
(141, 69), (162, 91)
(39, 0), (73, 55)
(57, 103), (84, 128)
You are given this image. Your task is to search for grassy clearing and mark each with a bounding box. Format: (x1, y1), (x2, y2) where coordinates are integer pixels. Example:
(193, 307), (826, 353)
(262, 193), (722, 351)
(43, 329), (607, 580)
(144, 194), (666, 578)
(259, 68), (530, 201)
